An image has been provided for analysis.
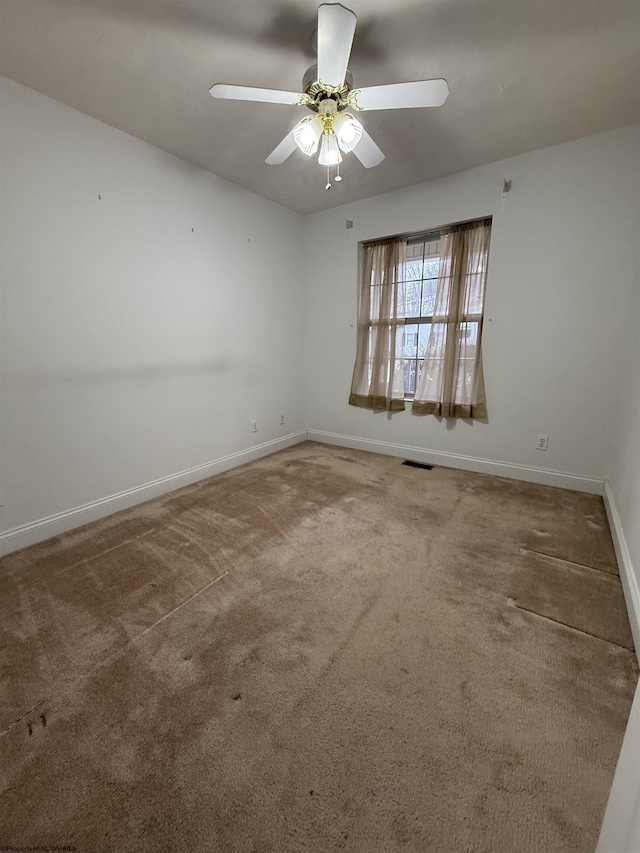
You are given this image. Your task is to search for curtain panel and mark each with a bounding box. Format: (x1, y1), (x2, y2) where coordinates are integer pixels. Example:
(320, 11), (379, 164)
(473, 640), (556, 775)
(412, 218), (492, 419)
(349, 237), (407, 411)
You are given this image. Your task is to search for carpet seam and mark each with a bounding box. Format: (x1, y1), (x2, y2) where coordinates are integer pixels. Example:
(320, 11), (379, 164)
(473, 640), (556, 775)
(6, 527), (159, 590)
(519, 548), (619, 578)
(513, 602), (634, 651)
(0, 569), (230, 737)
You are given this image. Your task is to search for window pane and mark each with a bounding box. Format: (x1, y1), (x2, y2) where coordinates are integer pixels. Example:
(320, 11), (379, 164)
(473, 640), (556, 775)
(404, 359), (418, 396)
(366, 358), (373, 384)
(367, 328), (375, 360)
(456, 322), (480, 401)
(421, 279), (438, 316)
(369, 284), (380, 319)
(392, 359), (404, 397)
(395, 325), (404, 354)
(404, 323), (418, 358)
(459, 321), (478, 347)
(404, 282), (421, 317)
(417, 323), (432, 358)
(424, 258), (439, 278)
(464, 272), (485, 314)
(404, 260), (423, 282)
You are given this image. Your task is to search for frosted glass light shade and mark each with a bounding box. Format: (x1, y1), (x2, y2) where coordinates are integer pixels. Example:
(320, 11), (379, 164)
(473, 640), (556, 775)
(318, 132), (343, 166)
(334, 114), (363, 152)
(293, 117), (322, 156)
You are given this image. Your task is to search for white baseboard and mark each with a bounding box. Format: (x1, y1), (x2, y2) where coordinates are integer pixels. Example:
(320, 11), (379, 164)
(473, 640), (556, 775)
(307, 429), (604, 494)
(603, 481), (640, 656)
(0, 431), (308, 557)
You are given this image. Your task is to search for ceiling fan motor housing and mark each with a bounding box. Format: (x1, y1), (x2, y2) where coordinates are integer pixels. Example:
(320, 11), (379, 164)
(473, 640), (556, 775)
(302, 64), (354, 112)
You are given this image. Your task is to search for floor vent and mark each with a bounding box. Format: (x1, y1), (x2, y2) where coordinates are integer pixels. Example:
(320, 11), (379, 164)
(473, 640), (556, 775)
(402, 460), (434, 471)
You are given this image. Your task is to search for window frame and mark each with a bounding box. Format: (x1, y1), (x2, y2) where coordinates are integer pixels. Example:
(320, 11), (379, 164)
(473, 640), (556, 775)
(356, 216), (491, 409)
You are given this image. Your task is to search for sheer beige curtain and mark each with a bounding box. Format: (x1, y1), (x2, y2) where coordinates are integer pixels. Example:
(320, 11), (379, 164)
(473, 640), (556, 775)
(349, 237), (407, 411)
(412, 219), (491, 418)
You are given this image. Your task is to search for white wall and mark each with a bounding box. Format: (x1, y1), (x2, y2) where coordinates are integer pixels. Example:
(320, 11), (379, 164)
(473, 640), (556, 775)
(597, 683), (640, 853)
(0, 76), (306, 544)
(607, 268), (640, 635)
(303, 124), (640, 493)
(597, 137), (640, 853)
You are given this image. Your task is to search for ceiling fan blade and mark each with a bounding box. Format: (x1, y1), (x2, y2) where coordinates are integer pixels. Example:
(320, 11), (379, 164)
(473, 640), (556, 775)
(209, 84), (302, 106)
(265, 128), (299, 165)
(355, 79), (450, 111)
(317, 3), (357, 88)
(352, 129), (384, 168)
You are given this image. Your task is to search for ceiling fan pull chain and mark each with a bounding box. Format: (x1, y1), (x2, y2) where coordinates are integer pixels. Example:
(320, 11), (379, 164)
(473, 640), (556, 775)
(326, 164), (331, 190)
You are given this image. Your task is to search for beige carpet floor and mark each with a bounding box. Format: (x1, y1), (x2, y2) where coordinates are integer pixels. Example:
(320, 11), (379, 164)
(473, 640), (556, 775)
(0, 441), (637, 852)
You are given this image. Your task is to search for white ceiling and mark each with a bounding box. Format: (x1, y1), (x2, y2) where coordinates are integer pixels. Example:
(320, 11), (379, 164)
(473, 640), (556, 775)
(1, 0), (639, 215)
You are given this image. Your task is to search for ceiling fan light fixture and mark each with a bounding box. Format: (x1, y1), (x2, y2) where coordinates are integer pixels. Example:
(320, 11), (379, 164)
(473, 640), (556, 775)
(333, 113), (363, 152)
(318, 132), (343, 166)
(293, 116), (322, 156)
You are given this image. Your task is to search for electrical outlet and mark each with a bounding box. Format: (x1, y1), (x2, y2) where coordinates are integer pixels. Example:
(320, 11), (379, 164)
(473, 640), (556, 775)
(279, 413), (285, 426)
(251, 420), (258, 433)
(536, 434), (549, 451)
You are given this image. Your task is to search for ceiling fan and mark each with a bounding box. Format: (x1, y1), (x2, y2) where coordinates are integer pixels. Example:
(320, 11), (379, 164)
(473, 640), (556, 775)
(209, 2), (449, 189)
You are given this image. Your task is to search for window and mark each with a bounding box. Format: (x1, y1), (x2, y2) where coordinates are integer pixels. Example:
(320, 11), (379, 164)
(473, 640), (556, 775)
(349, 218), (492, 418)
(399, 236), (440, 398)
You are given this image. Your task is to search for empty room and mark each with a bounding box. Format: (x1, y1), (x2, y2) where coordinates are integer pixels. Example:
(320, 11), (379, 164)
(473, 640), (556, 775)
(1, 1), (639, 851)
